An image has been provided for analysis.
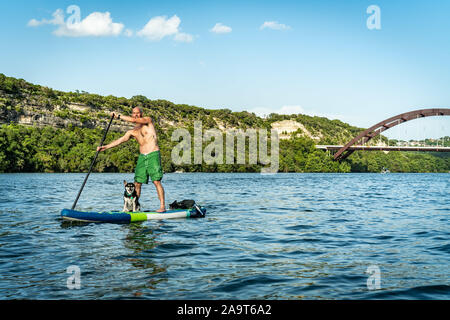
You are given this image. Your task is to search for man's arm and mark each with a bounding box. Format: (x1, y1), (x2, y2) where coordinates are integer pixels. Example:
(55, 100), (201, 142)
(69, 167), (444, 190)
(97, 130), (133, 152)
(113, 112), (152, 125)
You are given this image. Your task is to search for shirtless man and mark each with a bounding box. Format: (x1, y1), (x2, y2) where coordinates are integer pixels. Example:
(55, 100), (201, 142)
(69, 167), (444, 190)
(97, 107), (166, 212)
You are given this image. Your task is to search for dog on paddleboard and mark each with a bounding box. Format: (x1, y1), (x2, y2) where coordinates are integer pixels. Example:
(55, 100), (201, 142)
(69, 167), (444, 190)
(123, 180), (140, 212)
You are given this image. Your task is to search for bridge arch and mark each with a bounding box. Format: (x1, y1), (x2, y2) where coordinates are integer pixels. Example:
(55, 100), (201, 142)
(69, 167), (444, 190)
(334, 108), (450, 161)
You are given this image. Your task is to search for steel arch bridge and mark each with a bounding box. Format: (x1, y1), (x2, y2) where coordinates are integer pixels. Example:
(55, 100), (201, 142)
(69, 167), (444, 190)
(333, 108), (450, 161)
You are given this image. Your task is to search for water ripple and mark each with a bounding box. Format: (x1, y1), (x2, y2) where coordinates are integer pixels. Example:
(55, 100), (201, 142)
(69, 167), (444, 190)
(0, 172), (448, 299)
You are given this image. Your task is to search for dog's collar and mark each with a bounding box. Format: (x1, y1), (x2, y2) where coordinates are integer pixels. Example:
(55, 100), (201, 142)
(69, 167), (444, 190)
(125, 192), (135, 199)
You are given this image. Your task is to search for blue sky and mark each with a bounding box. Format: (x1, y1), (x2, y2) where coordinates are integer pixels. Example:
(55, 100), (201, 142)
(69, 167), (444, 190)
(0, 0), (449, 139)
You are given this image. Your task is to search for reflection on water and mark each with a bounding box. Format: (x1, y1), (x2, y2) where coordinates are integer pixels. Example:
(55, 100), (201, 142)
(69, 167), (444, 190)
(0, 172), (449, 299)
(122, 223), (167, 296)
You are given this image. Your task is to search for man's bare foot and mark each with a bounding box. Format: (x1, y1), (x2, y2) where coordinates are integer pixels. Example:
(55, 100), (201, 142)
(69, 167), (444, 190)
(156, 208), (166, 213)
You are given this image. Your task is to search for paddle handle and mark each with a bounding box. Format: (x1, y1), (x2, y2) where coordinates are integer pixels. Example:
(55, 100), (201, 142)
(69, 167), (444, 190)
(71, 114), (115, 210)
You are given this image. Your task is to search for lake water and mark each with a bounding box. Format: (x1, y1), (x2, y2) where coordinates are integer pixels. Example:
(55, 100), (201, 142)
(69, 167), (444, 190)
(0, 173), (449, 299)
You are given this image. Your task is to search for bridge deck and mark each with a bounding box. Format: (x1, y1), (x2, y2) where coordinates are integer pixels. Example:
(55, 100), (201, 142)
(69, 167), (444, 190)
(316, 145), (450, 152)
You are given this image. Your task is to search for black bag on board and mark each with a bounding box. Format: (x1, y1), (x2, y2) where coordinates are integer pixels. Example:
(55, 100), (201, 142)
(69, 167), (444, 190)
(169, 199), (195, 209)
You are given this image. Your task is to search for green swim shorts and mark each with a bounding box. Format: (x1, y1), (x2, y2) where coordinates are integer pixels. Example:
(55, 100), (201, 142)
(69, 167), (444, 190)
(134, 150), (164, 184)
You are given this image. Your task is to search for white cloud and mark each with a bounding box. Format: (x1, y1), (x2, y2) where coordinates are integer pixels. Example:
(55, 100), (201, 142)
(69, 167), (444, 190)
(55, 12), (124, 37)
(137, 15), (193, 42)
(28, 9), (125, 37)
(27, 8), (65, 27)
(260, 21), (291, 31)
(278, 105), (306, 114)
(28, 10), (194, 42)
(137, 15), (179, 40)
(28, 18), (44, 27)
(210, 23), (232, 34)
(250, 105), (306, 118)
(174, 32), (194, 43)
(28, 19), (41, 27)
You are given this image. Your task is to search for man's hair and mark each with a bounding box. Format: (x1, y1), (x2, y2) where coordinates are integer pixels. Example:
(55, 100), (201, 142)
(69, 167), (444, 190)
(133, 107), (143, 115)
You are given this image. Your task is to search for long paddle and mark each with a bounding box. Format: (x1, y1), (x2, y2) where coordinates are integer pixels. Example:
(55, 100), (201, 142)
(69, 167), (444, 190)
(71, 114), (115, 210)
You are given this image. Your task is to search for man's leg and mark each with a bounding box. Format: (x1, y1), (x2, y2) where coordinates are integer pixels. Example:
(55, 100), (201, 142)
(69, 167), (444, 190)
(153, 180), (165, 212)
(134, 154), (146, 199)
(134, 182), (142, 198)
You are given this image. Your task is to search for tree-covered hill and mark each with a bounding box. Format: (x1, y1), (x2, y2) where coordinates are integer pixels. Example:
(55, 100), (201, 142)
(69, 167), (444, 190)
(1, 73), (448, 173)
